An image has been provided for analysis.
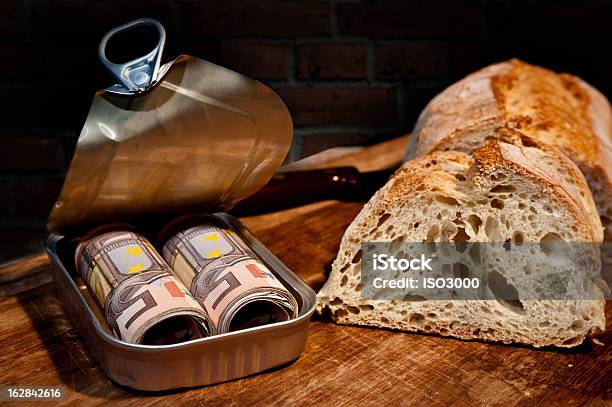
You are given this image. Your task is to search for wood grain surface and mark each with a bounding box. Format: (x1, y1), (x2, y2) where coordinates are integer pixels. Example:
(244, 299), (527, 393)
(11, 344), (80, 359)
(0, 136), (610, 406)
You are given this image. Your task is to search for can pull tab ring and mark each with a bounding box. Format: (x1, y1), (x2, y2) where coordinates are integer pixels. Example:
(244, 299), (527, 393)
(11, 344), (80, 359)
(99, 18), (166, 93)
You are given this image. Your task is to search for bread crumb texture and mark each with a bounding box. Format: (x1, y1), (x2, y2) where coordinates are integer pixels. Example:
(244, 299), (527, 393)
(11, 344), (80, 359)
(317, 134), (605, 348)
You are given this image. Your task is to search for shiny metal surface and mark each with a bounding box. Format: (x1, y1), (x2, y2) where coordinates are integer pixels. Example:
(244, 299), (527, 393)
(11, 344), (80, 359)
(99, 18), (167, 94)
(47, 55), (293, 234)
(45, 214), (315, 391)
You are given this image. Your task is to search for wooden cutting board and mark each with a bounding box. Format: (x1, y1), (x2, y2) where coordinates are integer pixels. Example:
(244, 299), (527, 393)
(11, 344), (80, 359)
(0, 136), (610, 406)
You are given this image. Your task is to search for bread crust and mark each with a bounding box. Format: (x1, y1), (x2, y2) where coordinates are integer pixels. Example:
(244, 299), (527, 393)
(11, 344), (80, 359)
(475, 134), (602, 242)
(317, 139), (605, 348)
(412, 59), (612, 240)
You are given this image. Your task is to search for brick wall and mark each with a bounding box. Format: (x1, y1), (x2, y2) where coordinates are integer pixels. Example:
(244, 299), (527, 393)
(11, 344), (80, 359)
(1, 0), (611, 262)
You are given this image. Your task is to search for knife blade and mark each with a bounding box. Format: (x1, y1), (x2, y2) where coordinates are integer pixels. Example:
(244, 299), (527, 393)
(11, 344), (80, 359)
(231, 165), (399, 216)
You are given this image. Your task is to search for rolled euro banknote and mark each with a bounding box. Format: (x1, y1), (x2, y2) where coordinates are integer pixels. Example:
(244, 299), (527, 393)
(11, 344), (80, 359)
(160, 216), (298, 334)
(75, 226), (213, 344)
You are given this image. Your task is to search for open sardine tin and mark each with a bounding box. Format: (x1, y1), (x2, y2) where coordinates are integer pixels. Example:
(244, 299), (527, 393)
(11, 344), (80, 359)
(44, 19), (315, 391)
(47, 54), (292, 233)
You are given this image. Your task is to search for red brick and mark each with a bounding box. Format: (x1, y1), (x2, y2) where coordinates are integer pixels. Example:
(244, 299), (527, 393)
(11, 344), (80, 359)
(0, 1), (26, 36)
(486, 1), (612, 39)
(219, 42), (289, 80)
(451, 43), (487, 79)
(183, 40), (219, 62)
(298, 132), (372, 158)
(0, 226), (48, 263)
(402, 86), (446, 127)
(13, 179), (63, 219)
(298, 42), (366, 80)
(31, 0), (177, 40)
(482, 40), (612, 85)
(277, 87), (397, 126)
(0, 87), (91, 129)
(50, 45), (108, 85)
(0, 180), (11, 217)
(185, 1), (330, 37)
(0, 44), (49, 83)
(376, 42), (448, 80)
(0, 137), (64, 172)
(337, 1), (481, 38)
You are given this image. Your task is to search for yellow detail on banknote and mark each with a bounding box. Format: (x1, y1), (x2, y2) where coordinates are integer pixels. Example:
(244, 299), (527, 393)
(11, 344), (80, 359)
(126, 246), (143, 256)
(162, 219), (298, 333)
(207, 247), (220, 258)
(204, 233), (218, 242)
(128, 263), (144, 274)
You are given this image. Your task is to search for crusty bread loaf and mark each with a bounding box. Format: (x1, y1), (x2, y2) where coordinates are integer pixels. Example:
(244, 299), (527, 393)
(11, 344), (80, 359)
(317, 135), (605, 347)
(410, 59), (612, 240)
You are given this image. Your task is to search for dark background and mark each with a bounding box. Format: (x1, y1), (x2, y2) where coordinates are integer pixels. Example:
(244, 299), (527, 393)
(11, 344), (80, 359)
(1, 0), (611, 263)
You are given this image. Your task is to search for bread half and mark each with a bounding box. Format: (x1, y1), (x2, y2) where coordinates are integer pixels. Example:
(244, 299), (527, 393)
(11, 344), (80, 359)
(411, 59), (612, 240)
(317, 137), (605, 347)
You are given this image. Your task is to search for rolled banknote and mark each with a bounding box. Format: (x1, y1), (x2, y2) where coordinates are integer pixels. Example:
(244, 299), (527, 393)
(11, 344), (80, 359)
(75, 226), (213, 344)
(160, 216), (298, 333)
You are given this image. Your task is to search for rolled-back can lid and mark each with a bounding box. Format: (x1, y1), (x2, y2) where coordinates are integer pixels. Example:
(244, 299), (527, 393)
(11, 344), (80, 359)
(48, 51), (292, 234)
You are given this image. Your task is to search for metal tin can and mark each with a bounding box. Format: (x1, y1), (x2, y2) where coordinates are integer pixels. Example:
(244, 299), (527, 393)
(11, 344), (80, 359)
(46, 214), (316, 391)
(44, 19), (308, 390)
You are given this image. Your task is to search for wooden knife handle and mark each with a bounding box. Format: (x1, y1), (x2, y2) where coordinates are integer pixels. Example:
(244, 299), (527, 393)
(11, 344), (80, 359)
(231, 167), (361, 215)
